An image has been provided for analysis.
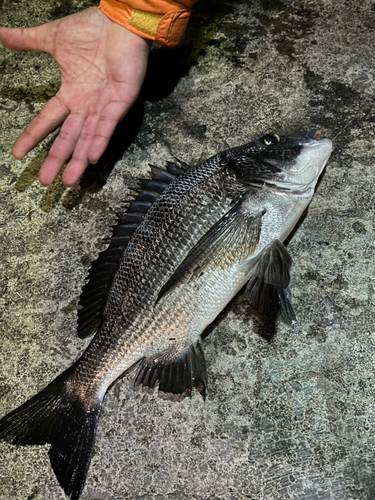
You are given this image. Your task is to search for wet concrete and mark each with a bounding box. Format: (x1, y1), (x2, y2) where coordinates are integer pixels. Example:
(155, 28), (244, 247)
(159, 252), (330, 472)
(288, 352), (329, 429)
(0, 0), (374, 499)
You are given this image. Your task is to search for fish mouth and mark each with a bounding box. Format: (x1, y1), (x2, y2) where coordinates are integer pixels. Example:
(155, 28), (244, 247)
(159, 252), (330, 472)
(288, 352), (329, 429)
(304, 130), (321, 142)
(300, 131), (332, 153)
(260, 131), (332, 194)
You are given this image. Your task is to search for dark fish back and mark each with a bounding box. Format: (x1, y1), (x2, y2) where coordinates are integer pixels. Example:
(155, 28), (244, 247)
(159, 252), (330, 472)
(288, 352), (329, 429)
(78, 154), (233, 339)
(77, 161), (189, 339)
(101, 155), (239, 336)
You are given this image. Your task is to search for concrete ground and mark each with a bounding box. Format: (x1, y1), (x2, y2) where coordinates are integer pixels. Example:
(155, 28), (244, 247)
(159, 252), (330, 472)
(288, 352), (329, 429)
(0, 0), (374, 499)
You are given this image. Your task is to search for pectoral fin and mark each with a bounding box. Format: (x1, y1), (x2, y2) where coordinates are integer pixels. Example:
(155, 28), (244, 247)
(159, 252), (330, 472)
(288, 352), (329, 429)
(245, 240), (296, 323)
(157, 197), (265, 303)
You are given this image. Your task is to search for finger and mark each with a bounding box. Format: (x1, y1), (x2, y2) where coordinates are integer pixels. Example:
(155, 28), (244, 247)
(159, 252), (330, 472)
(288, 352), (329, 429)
(61, 113), (101, 186)
(0, 23), (53, 52)
(13, 96), (69, 159)
(47, 112), (88, 161)
(37, 155), (67, 187)
(61, 157), (90, 187)
(87, 99), (132, 164)
(38, 112), (87, 186)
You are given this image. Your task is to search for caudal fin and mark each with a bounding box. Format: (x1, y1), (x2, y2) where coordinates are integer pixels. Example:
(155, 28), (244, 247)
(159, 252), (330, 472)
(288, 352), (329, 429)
(0, 366), (102, 500)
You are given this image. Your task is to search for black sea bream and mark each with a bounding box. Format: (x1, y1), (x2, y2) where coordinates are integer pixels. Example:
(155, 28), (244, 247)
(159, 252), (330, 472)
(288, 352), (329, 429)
(0, 131), (332, 499)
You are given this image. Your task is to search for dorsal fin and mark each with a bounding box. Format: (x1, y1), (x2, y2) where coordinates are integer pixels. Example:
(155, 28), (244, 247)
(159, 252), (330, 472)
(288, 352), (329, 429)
(77, 160), (190, 339)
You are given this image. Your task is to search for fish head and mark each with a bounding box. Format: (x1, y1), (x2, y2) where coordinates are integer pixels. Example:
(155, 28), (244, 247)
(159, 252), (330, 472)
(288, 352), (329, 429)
(224, 131), (333, 195)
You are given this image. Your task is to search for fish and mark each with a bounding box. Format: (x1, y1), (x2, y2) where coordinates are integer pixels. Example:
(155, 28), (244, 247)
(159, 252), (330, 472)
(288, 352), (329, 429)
(0, 131), (332, 499)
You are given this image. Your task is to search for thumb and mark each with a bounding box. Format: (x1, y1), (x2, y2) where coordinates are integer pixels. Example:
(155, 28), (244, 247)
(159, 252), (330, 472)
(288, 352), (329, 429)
(0, 23), (53, 52)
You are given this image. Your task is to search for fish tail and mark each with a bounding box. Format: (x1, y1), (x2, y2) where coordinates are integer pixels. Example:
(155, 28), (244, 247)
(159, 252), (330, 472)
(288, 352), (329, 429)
(0, 365), (102, 500)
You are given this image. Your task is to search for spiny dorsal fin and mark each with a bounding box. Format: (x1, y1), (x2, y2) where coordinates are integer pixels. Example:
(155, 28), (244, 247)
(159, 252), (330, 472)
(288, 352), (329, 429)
(77, 160), (190, 339)
(130, 341), (207, 401)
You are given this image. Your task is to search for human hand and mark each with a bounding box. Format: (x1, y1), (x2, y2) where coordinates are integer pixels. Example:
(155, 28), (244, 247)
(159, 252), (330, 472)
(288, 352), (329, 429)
(0, 7), (150, 186)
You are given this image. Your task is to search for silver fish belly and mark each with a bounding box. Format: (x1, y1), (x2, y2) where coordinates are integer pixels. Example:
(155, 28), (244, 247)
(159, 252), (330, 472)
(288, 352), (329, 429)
(0, 131), (332, 500)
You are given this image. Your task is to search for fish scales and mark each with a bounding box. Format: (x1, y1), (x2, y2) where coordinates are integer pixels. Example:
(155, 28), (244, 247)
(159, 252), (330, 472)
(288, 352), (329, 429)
(74, 167), (244, 391)
(0, 131), (332, 500)
(106, 163), (241, 324)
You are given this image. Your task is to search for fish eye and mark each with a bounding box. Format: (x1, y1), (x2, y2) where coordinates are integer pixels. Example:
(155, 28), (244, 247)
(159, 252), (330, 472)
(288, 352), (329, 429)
(263, 134), (280, 146)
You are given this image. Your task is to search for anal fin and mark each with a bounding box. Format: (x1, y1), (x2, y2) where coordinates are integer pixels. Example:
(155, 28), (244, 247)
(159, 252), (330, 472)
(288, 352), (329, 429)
(131, 342), (208, 401)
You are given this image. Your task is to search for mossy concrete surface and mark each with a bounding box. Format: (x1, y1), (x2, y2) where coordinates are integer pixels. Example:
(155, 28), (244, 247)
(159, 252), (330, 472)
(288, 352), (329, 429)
(0, 0), (374, 499)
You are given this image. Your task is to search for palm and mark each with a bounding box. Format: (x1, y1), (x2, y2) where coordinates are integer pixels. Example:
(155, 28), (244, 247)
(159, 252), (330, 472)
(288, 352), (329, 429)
(0, 8), (150, 186)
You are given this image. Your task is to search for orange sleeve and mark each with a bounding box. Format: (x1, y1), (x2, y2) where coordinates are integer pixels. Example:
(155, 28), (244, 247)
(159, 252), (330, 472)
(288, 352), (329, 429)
(99, 0), (199, 48)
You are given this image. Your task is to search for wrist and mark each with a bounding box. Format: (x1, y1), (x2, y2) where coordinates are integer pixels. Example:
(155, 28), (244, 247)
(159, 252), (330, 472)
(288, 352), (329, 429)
(98, 0), (196, 48)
